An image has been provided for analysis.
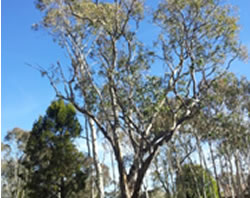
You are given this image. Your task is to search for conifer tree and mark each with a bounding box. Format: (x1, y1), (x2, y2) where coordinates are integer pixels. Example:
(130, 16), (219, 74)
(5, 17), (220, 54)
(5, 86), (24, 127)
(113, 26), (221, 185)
(23, 100), (89, 198)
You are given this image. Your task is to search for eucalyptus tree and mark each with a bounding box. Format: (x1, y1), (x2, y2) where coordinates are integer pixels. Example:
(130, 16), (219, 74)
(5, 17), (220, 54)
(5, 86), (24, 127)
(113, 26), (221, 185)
(1, 128), (30, 198)
(183, 74), (250, 198)
(33, 0), (247, 197)
(210, 76), (250, 198)
(150, 74), (249, 198)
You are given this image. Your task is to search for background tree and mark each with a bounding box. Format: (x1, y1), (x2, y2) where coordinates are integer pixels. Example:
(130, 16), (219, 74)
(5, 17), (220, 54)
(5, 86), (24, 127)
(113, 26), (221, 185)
(1, 128), (30, 198)
(32, 0), (247, 197)
(146, 74), (249, 198)
(176, 164), (219, 198)
(23, 100), (89, 198)
(180, 74), (250, 198)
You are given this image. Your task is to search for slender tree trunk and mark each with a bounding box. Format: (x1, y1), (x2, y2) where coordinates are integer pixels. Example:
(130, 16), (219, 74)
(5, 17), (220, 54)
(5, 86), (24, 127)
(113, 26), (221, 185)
(109, 85), (133, 198)
(89, 118), (105, 198)
(60, 177), (66, 198)
(85, 116), (92, 159)
(195, 135), (208, 198)
(85, 116), (94, 198)
(183, 145), (203, 198)
(234, 151), (244, 198)
(200, 143), (216, 198)
(208, 140), (222, 198)
(167, 148), (176, 197)
(115, 150), (131, 198)
(224, 156), (235, 198)
(218, 153), (226, 196)
(110, 144), (117, 195)
(143, 182), (149, 198)
(226, 148), (236, 198)
(154, 156), (170, 195)
(238, 154), (247, 190)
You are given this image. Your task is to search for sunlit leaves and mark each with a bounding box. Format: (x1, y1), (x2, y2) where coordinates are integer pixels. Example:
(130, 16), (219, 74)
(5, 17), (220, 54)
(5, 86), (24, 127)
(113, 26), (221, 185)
(154, 0), (247, 73)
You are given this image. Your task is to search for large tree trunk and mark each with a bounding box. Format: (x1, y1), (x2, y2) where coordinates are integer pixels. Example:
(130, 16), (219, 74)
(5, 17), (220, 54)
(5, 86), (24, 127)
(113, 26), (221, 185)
(112, 140), (160, 198)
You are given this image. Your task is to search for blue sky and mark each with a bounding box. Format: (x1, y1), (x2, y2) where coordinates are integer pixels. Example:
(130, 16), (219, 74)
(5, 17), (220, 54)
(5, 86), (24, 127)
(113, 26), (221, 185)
(2, 0), (250, 140)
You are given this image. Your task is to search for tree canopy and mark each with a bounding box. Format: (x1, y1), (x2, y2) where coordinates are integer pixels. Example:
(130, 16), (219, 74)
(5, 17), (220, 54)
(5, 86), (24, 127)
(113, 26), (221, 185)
(30, 0), (249, 197)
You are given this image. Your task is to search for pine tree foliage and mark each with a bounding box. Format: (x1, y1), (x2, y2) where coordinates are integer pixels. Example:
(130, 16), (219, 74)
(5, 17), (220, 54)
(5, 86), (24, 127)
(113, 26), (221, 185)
(23, 100), (89, 198)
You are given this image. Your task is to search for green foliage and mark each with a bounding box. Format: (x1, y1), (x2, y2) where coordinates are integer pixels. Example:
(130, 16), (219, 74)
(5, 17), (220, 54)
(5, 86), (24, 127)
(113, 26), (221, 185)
(154, 0), (247, 66)
(23, 100), (89, 198)
(1, 128), (30, 198)
(187, 74), (250, 152)
(176, 164), (219, 198)
(32, 0), (248, 197)
(35, 0), (144, 38)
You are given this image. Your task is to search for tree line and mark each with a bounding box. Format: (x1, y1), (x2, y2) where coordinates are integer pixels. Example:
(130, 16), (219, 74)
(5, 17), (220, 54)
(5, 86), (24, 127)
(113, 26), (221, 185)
(2, 74), (250, 197)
